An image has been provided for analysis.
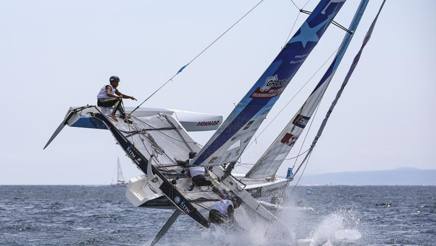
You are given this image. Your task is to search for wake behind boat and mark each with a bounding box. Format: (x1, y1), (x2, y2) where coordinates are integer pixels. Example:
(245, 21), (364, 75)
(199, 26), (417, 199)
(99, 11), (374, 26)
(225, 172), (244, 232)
(43, 0), (386, 244)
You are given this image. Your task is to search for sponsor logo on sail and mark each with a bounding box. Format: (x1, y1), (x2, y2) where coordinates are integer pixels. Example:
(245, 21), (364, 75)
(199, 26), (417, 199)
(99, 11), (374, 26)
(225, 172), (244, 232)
(251, 75), (285, 98)
(174, 196), (181, 204)
(281, 133), (297, 146)
(293, 114), (310, 128)
(197, 120), (220, 127)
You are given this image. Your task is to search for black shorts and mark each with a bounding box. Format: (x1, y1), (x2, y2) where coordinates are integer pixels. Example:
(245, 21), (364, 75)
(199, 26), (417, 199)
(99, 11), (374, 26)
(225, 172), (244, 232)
(192, 175), (212, 187)
(97, 98), (125, 117)
(97, 98), (120, 107)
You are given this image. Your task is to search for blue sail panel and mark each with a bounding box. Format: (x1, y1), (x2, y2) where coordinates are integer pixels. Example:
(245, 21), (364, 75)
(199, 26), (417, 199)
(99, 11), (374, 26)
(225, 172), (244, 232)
(193, 0), (346, 167)
(246, 0), (370, 179)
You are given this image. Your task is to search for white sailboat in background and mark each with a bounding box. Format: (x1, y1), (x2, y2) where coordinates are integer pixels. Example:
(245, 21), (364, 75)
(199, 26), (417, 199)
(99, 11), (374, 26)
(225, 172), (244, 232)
(112, 157), (127, 186)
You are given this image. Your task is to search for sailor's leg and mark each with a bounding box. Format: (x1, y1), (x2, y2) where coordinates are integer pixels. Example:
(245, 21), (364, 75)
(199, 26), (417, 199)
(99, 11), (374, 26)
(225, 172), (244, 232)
(112, 98), (127, 119)
(118, 99), (127, 118)
(97, 99), (118, 118)
(209, 209), (226, 224)
(108, 98), (126, 121)
(112, 98), (121, 115)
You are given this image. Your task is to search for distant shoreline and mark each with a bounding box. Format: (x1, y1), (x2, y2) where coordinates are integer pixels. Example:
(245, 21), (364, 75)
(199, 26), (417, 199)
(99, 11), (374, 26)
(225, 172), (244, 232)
(300, 168), (436, 186)
(1, 168), (435, 186)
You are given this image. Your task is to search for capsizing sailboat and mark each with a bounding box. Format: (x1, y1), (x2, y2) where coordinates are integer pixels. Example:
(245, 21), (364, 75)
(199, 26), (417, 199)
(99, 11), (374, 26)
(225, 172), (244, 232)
(44, 0), (385, 244)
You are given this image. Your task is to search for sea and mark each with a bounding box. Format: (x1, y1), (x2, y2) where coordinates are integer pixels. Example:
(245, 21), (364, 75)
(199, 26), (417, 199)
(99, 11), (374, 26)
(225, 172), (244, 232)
(0, 186), (435, 246)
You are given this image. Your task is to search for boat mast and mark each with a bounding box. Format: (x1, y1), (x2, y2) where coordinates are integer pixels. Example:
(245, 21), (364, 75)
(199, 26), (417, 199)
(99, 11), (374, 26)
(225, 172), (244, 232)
(246, 0), (370, 179)
(192, 0), (346, 168)
(293, 0), (387, 178)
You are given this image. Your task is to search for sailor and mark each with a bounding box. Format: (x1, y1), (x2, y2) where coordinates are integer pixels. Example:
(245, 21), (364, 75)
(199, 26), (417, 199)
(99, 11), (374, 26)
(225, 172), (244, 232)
(189, 166), (212, 187)
(97, 76), (136, 121)
(208, 197), (241, 224)
(185, 152), (212, 188)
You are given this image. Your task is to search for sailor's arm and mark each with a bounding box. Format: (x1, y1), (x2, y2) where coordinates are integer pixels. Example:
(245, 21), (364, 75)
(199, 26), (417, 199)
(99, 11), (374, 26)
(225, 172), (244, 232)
(105, 85), (120, 98)
(115, 90), (136, 100)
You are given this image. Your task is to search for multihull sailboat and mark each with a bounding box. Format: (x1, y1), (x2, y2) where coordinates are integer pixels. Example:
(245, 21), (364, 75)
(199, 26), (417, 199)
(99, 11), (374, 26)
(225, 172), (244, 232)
(44, 0), (385, 244)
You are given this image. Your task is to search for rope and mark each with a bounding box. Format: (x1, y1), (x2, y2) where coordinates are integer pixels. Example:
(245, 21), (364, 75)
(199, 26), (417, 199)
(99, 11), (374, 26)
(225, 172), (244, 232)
(236, 148), (309, 167)
(288, 0), (300, 10)
(289, 149), (313, 192)
(129, 0), (266, 115)
(132, 116), (197, 144)
(128, 120), (175, 172)
(301, 0), (313, 10)
(288, 0), (313, 11)
(283, 0), (302, 50)
(285, 148), (309, 161)
(283, 11), (301, 48)
(291, 102), (320, 171)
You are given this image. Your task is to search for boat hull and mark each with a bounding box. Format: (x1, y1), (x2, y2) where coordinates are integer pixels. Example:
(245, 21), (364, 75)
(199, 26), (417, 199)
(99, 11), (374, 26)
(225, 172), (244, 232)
(126, 175), (291, 209)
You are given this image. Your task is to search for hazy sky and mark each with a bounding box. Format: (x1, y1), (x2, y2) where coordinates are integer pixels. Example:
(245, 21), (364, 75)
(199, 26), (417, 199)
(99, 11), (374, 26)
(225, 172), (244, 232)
(1, 0), (435, 184)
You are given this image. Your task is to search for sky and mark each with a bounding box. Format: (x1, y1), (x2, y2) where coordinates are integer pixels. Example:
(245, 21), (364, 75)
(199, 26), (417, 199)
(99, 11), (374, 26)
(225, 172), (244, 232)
(1, 0), (435, 185)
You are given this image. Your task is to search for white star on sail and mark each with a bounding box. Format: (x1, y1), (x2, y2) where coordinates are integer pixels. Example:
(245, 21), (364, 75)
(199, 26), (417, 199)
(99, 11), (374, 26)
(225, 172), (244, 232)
(291, 19), (329, 48)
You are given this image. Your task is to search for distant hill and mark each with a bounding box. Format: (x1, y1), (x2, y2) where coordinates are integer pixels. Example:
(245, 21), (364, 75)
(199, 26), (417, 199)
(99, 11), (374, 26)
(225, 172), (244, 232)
(300, 168), (436, 185)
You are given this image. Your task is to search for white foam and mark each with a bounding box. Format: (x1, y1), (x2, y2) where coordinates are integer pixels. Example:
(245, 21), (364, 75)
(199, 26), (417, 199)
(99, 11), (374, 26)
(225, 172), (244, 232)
(184, 200), (362, 245)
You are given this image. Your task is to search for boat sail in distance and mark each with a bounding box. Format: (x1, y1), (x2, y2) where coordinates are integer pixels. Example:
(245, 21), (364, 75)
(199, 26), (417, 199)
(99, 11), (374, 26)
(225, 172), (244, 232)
(112, 157), (127, 186)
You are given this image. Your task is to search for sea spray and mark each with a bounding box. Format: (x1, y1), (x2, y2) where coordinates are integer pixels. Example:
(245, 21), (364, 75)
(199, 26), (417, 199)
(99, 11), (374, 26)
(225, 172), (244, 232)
(198, 199), (306, 245)
(306, 209), (362, 245)
(197, 199), (362, 245)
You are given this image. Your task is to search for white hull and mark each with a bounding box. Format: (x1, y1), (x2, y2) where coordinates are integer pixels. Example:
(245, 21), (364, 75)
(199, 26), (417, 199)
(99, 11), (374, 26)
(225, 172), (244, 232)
(126, 175), (291, 209)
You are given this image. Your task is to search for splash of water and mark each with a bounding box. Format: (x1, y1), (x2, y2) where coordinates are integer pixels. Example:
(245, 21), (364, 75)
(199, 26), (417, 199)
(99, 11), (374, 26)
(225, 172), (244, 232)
(301, 210), (362, 246)
(196, 202), (362, 246)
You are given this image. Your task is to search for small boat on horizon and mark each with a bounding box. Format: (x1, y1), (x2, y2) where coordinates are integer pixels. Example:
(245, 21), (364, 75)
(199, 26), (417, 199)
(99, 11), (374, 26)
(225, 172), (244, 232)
(111, 157), (127, 186)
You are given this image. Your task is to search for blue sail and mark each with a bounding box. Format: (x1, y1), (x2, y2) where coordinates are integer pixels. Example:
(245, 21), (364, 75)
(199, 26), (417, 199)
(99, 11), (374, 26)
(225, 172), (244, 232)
(193, 0), (346, 167)
(246, 0), (369, 179)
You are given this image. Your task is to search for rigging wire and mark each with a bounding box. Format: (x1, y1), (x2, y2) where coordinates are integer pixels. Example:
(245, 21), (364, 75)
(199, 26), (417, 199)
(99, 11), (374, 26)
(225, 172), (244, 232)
(287, 0), (313, 12)
(291, 102), (320, 170)
(285, 148), (309, 160)
(282, 0), (302, 47)
(236, 148), (309, 167)
(289, 148), (313, 192)
(288, 0), (300, 10)
(129, 0), (267, 115)
(289, 0), (352, 34)
(281, 93), (319, 198)
(301, 0), (314, 10)
(282, 11), (301, 48)
(125, 117), (178, 173)
(288, 0), (388, 191)
(289, 103), (320, 192)
(132, 116), (197, 144)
